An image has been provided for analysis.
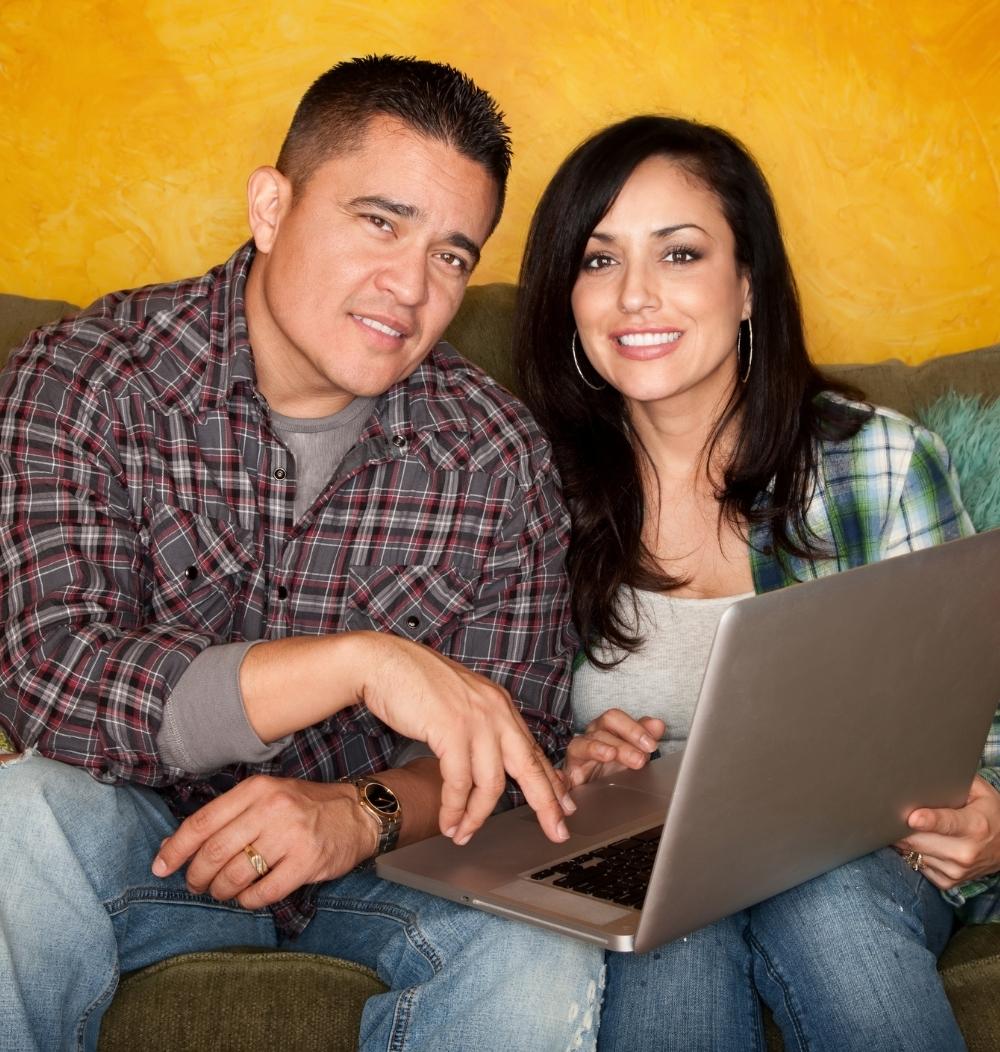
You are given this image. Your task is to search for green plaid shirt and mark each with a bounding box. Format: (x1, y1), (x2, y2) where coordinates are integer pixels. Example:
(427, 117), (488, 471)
(750, 396), (1000, 922)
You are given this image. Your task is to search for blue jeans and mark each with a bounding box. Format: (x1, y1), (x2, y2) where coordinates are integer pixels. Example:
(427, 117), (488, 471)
(0, 754), (604, 1052)
(599, 848), (964, 1051)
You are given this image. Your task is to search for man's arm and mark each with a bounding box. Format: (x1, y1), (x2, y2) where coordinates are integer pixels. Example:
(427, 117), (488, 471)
(0, 356), (190, 784)
(238, 630), (573, 843)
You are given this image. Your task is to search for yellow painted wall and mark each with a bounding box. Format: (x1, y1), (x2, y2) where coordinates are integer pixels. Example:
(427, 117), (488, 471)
(1, 0), (997, 364)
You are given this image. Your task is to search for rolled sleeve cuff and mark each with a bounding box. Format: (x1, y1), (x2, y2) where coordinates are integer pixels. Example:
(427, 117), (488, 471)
(157, 641), (291, 774)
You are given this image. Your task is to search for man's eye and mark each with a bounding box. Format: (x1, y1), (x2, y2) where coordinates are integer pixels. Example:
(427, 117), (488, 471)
(439, 252), (469, 273)
(365, 215), (393, 231)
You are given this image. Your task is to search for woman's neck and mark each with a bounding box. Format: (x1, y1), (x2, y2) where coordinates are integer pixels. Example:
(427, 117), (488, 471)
(628, 393), (737, 492)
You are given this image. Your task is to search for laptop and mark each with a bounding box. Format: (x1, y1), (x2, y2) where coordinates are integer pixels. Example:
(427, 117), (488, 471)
(378, 529), (1000, 953)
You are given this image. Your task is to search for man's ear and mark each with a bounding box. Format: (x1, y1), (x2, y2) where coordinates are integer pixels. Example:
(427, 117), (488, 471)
(247, 166), (292, 254)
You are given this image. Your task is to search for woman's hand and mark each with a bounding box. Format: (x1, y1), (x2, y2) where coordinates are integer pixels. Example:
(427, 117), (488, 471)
(894, 774), (1000, 890)
(564, 709), (666, 788)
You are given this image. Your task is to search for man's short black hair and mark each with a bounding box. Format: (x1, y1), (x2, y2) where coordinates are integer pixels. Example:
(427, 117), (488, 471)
(276, 54), (512, 229)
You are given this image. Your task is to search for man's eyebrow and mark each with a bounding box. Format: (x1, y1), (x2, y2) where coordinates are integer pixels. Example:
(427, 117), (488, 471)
(348, 196), (481, 266)
(349, 195), (420, 219)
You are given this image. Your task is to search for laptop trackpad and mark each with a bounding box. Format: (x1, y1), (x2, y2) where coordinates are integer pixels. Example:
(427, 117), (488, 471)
(516, 782), (667, 836)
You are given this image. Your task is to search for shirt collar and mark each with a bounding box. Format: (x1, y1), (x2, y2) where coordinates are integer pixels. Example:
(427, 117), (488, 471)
(196, 241), (257, 416)
(360, 341), (480, 445)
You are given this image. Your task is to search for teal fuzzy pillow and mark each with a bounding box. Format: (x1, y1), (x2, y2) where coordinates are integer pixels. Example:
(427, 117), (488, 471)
(917, 392), (1000, 532)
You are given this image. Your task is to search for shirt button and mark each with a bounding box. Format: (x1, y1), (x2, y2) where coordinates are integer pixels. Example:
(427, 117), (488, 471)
(184, 565), (199, 581)
(391, 435), (407, 449)
(273, 467), (287, 480)
(276, 585), (289, 601)
(405, 615), (420, 629)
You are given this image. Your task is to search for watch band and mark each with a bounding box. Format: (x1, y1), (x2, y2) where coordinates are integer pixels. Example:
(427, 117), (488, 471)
(352, 777), (403, 857)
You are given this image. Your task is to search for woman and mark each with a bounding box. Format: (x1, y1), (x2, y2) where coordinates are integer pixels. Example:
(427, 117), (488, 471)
(513, 116), (1000, 1051)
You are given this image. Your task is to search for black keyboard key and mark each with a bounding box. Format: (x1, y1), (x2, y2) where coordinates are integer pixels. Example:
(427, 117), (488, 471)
(528, 824), (664, 908)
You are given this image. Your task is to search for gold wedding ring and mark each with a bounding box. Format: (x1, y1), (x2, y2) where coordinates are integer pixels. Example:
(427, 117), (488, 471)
(244, 842), (270, 879)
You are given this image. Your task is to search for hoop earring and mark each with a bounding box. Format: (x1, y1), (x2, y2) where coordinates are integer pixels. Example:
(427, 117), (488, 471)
(572, 331), (605, 391)
(738, 317), (753, 384)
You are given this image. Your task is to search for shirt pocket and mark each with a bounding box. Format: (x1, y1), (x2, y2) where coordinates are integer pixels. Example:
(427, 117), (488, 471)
(145, 502), (257, 637)
(342, 563), (475, 649)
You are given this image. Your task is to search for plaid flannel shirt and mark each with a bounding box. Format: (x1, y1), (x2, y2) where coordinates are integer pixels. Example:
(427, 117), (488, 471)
(750, 396), (1000, 922)
(0, 244), (576, 935)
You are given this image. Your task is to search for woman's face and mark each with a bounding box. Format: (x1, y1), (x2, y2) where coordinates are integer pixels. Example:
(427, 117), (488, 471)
(570, 155), (751, 416)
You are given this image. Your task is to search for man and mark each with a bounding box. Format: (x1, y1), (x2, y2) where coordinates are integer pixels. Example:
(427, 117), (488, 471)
(0, 56), (603, 1051)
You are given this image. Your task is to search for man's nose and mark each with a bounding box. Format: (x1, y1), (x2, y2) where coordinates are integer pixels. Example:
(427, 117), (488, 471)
(375, 245), (429, 307)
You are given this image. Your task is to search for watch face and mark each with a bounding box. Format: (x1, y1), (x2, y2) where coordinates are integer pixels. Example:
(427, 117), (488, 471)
(364, 782), (399, 815)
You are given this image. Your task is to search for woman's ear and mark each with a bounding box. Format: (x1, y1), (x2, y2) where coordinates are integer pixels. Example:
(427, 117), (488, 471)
(247, 166), (292, 255)
(741, 271), (753, 322)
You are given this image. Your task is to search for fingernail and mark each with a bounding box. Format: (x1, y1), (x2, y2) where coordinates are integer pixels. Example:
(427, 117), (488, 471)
(561, 794), (577, 814)
(640, 735), (656, 751)
(151, 856), (167, 877)
(557, 820), (570, 841)
(455, 832), (471, 846)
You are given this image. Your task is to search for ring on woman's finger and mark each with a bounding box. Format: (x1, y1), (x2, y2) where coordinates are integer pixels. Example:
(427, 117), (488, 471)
(243, 842), (270, 880)
(903, 849), (925, 872)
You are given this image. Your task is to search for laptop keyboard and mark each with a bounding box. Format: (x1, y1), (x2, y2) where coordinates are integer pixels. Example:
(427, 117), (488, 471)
(529, 824), (664, 910)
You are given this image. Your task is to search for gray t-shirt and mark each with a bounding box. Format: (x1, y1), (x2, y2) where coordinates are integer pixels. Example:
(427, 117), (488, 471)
(572, 589), (750, 753)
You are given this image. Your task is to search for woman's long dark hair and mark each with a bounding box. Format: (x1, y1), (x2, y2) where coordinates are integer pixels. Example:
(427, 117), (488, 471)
(513, 116), (869, 665)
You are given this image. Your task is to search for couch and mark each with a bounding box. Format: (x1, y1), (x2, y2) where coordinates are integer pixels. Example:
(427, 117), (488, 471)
(1, 285), (999, 1051)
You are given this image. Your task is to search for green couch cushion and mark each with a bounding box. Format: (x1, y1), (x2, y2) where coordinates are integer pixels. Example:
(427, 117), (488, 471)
(98, 949), (386, 1052)
(0, 292), (78, 363)
(939, 925), (1000, 1050)
(826, 343), (1000, 421)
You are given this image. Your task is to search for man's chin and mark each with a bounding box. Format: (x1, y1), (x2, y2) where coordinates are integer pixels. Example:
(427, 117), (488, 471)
(350, 351), (438, 397)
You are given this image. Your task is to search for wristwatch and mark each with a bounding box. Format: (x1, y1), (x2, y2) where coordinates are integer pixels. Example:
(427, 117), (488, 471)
(352, 777), (403, 856)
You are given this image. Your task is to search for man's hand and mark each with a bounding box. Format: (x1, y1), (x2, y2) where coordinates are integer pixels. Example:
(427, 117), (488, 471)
(152, 775), (374, 909)
(355, 633), (574, 846)
(894, 774), (1000, 890)
(240, 631), (575, 847)
(563, 709), (665, 788)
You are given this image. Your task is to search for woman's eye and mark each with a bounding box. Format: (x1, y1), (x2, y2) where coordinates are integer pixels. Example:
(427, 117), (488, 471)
(582, 253), (616, 271)
(663, 248), (698, 263)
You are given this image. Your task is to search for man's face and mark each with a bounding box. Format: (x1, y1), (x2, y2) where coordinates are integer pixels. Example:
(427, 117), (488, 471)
(245, 116), (499, 416)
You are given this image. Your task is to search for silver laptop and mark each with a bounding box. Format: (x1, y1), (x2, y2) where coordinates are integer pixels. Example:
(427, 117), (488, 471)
(378, 530), (1000, 952)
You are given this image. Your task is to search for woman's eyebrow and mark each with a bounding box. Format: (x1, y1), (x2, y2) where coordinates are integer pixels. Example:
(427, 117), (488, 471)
(588, 223), (708, 243)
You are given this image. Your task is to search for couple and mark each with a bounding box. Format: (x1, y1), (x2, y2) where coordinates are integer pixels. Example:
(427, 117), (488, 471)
(0, 55), (996, 1052)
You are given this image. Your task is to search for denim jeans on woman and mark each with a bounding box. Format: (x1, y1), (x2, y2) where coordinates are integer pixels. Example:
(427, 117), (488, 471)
(599, 847), (964, 1052)
(0, 754), (605, 1052)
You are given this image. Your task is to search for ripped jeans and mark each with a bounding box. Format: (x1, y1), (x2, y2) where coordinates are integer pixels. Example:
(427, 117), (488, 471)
(0, 753), (604, 1052)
